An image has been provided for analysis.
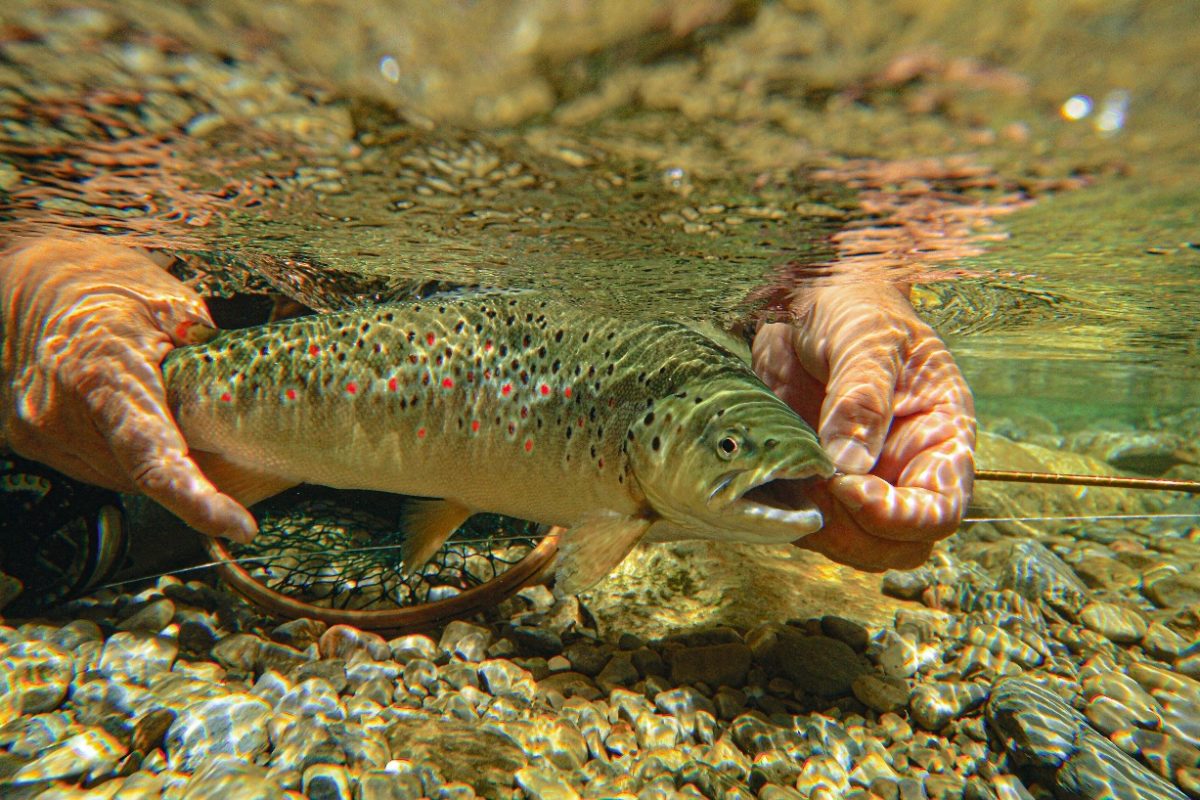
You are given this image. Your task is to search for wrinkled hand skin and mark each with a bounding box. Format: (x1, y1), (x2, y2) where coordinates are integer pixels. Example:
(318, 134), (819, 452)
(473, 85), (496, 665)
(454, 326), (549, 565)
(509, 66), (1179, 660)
(753, 283), (976, 571)
(0, 237), (257, 542)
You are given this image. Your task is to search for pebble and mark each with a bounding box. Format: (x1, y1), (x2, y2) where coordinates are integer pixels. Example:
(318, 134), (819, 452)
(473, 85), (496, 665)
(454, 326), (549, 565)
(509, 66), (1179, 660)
(318, 625), (390, 662)
(10, 728), (127, 784)
(271, 618), (328, 650)
(987, 676), (1187, 799)
(667, 642), (752, 689)
(1079, 600), (1149, 644)
(165, 693), (273, 771)
(852, 673), (911, 713)
(180, 756), (284, 799)
(115, 598), (175, 634)
(909, 682), (989, 731)
(0, 639), (73, 713)
(440, 621), (493, 662)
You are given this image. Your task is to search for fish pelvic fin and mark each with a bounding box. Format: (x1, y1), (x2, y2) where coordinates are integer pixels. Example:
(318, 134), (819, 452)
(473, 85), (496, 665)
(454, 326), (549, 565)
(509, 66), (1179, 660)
(400, 498), (474, 575)
(191, 451), (298, 507)
(553, 512), (654, 597)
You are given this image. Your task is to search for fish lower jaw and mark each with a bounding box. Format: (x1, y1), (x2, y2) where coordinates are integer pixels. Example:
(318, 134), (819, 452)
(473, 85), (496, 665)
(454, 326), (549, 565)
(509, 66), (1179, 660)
(724, 501), (824, 539)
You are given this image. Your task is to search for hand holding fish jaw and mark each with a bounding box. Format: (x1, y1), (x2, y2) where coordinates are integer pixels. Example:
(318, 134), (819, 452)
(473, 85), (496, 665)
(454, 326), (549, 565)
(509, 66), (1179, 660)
(752, 282), (976, 571)
(0, 236), (258, 543)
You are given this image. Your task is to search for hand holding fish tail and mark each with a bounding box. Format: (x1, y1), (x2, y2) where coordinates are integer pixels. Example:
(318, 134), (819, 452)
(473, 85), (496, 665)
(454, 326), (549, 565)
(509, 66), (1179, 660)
(0, 236), (257, 542)
(752, 281), (976, 571)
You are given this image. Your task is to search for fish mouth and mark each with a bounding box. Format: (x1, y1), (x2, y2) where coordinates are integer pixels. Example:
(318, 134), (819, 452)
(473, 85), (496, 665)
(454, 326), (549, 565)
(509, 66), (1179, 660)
(707, 457), (832, 540)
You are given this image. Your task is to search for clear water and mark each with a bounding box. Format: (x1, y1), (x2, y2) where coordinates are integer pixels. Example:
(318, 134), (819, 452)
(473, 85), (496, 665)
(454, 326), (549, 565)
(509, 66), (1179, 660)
(2, 0), (1198, 488)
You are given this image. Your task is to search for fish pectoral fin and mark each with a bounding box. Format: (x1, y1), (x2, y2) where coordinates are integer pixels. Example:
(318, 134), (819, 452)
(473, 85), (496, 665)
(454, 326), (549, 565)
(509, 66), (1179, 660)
(191, 451), (298, 507)
(400, 498), (474, 574)
(553, 512), (654, 597)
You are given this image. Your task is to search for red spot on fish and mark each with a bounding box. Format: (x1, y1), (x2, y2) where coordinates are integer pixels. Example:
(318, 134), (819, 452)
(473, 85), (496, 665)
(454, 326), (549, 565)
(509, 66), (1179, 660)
(608, 398), (617, 408)
(577, 417), (584, 427)
(309, 344), (320, 357)
(520, 406), (528, 418)
(484, 369), (492, 380)
(466, 371), (474, 382)
(563, 387), (573, 398)
(417, 428), (427, 439)
(540, 384), (550, 396)
(388, 377), (398, 392)
(598, 458), (605, 468)
(219, 391), (232, 403)
(508, 422), (516, 435)
(285, 389), (297, 401)
(426, 332), (435, 346)
(525, 438), (533, 452)
(471, 420), (480, 432)
(502, 383), (512, 396)
(484, 340), (493, 352)
(346, 382), (358, 394)
(442, 378), (454, 389)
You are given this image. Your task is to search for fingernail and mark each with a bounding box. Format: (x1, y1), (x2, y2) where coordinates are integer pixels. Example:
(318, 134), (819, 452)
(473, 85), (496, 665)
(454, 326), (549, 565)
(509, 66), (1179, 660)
(826, 437), (875, 474)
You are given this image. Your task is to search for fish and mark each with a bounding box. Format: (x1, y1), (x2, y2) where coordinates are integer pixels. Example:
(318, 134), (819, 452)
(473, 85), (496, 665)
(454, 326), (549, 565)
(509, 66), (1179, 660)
(162, 291), (835, 594)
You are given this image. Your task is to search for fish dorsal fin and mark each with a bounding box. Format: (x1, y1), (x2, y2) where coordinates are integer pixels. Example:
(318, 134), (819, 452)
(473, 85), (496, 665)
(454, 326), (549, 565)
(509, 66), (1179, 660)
(400, 498), (474, 574)
(553, 512), (654, 596)
(191, 451), (298, 507)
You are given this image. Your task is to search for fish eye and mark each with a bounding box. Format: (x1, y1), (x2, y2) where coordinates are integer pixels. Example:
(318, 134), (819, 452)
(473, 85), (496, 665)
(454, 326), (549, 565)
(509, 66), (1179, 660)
(717, 435), (740, 459)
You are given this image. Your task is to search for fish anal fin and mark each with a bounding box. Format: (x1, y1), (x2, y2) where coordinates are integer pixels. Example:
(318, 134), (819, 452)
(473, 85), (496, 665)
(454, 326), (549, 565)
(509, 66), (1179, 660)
(401, 498), (473, 574)
(553, 512), (653, 596)
(191, 451), (297, 507)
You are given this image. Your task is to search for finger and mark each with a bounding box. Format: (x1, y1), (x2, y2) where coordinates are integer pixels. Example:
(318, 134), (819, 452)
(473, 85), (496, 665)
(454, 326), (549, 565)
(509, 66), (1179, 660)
(77, 353), (257, 542)
(817, 326), (903, 474)
(795, 521), (934, 572)
(751, 323), (827, 424)
(829, 473), (964, 542)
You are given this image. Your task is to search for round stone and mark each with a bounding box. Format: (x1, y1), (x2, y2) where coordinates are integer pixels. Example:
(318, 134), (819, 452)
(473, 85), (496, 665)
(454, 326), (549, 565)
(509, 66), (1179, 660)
(1079, 601), (1148, 645)
(166, 693), (273, 771)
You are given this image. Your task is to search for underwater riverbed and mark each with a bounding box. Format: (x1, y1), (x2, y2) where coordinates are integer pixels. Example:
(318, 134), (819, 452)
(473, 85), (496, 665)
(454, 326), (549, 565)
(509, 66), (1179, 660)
(2, 1), (1200, 799)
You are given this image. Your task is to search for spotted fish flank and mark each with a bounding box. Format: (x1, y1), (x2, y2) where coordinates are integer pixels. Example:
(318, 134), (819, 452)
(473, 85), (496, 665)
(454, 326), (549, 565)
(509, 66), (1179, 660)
(162, 291), (834, 593)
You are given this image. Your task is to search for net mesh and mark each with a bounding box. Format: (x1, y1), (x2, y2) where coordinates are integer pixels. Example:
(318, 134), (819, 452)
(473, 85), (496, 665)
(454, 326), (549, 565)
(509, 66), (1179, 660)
(225, 494), (545, 610)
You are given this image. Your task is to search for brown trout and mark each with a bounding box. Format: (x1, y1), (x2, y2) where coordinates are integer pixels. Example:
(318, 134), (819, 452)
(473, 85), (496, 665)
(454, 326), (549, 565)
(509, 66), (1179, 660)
(163, 291), (834, 593)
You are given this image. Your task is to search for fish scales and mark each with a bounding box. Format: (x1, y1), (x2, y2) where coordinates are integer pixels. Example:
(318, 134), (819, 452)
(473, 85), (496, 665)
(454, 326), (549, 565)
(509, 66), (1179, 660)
(163, 291), (834, 592)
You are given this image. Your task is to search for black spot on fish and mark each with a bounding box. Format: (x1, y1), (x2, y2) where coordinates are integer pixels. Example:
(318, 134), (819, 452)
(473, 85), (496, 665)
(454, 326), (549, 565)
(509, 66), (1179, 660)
(582, 332), (590, 343)
(505, 316), (516, 326)
(651, 436), (661, 451)
(411, 394), (420, 406)
(525, 313), (534, 322)
(566, 427), (573, 440)
(627, 430), (634, 441)
(522, 335), (532, 347)
(695, 397), (704, 404)
(716, 408), (725, 417)
(551, 359), (561, 374)
(554, 330), (564, 342)
(400, 398), (408, 410)
(537, 345), (547, 358)
(373, 343), (382, 353)
(361, 322), (370, 332)
(203, 354), (214, 363)
(637, 372), (647, 383)
(260, 346), (270, 356)
(499, 344), (509, 357)
(643, 412), (655, 425)
(438, 306), (446, 314)
(475, 323), (484, 333)
(384, 313), (394, 322)
(606, 364), (614, 376)
(407, 331), (416, 342)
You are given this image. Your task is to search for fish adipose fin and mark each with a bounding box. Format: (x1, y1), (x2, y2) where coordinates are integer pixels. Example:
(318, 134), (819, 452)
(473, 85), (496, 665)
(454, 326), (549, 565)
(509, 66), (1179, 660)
(191, 451), (298, 507)
(553, 512), (653, 596)
(400, 498), (473, 574)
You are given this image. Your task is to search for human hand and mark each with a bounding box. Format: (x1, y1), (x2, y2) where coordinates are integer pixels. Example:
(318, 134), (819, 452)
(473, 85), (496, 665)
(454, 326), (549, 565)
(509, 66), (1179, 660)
(752, 282), (975, 570)
(0, 237), (256, 542)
